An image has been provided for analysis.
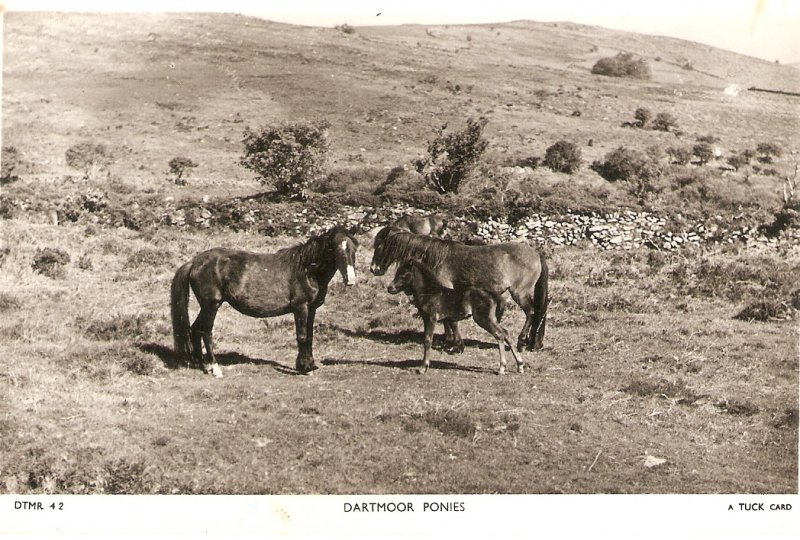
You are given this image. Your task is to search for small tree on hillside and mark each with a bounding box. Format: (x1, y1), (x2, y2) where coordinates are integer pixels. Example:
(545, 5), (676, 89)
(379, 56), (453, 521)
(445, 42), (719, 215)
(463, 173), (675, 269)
(168, 157), (198, 185)
(692, 143), (715, 165)
(651, 112), (679, 132)
(634, 107), (652, 128)
(65, 142), (112, 179)
(414, 117), (489, 194)
(240, 120), (330, 200)
(543, 140), (582, 174)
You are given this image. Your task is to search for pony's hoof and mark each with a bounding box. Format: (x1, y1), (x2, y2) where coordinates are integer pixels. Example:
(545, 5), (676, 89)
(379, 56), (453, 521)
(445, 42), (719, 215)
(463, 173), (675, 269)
(297, 363), (319, 375)
(416, 368), (428, 375)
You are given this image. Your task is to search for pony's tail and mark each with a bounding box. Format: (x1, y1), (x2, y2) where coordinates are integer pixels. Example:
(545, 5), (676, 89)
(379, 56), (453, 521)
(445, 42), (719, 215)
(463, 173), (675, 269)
(171, 261), (194, 363)
(530, 252), (549, 350)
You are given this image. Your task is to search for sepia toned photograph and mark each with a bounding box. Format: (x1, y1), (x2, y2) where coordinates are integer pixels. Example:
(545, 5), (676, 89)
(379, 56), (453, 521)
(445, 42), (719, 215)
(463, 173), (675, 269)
(1, 1), (797, 531)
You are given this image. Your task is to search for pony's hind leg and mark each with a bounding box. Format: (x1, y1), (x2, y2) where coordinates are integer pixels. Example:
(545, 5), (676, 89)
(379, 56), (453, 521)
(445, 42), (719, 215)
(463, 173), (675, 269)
(191, 304), (222, 377)
(473, 302), (523, 375)
(419, 317), (436, 374)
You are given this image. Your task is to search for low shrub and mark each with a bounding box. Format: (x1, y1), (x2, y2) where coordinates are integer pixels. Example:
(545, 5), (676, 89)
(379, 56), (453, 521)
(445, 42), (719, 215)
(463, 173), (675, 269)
(591, 52), (651, 80)
(122, 248), (172, 270)
(697, 134), (720, 144)
(651, 112), (679, 132)
(756, 142), (783, 163)
(1, 146), (22, 184)
(516, 156), (541, 169)
(726, 153), (750, 171)
(32, 248), (71, 279)
(0, 293), (22, 312)
(666, 146), (692, 165)
(591, 147), (652, 182)
(634, 107), (652, 128)
(670, 254), (799, 302)
(622, 377), (705, 404)
(543, 140), (582, 174)
(314, 165), (385, 194)
(81, 313), (167, 342)
(692, 143), (715, 165)
(734, 299), (795, 322)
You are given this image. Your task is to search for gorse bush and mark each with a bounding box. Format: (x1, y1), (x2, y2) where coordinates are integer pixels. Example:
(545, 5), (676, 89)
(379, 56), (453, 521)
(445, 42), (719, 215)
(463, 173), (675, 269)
(414, 117), (489, 194)
(591, 147), (654, 182)
(591, 52), (651, 80)
(543, 140), (582, 174)
(240, 120), (331, 200)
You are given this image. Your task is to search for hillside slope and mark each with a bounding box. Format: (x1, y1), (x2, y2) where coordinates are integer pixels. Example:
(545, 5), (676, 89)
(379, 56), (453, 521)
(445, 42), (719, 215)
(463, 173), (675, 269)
(2, 12), (798, 203)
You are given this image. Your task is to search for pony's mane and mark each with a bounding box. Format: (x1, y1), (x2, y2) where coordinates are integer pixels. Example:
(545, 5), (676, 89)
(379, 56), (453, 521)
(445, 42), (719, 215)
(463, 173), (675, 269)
(279, 226), (351, 271)
(377, 228), (455, 269)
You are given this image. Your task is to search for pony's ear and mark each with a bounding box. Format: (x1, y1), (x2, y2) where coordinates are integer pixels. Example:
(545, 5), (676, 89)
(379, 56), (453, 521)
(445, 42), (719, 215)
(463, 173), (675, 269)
(346, 225), (360, 246)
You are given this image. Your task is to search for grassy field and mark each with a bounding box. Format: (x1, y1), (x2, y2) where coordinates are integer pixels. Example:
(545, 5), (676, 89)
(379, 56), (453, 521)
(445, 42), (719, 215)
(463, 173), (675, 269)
(0, 218), (796, 494)
(1, 12), (798, 495)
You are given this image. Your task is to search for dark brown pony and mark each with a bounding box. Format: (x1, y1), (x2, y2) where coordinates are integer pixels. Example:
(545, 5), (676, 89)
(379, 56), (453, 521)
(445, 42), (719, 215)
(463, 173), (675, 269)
(171, 226), (358, 376)
(390, 213), (461, 350)
(370, 228), (548, 352)
(391, 214), (448, 237)
(388, 260), (523, 375)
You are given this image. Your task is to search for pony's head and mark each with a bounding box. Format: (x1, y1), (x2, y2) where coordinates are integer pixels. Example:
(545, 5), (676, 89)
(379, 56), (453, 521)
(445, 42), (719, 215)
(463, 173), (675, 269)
(331, 227), (359, 286)
(386, 260), (416, 295)
(369, 226), (394, 276)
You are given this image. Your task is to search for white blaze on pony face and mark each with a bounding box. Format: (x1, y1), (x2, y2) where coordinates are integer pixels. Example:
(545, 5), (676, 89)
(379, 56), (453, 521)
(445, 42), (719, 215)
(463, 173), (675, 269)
(341, 240), (356, 286)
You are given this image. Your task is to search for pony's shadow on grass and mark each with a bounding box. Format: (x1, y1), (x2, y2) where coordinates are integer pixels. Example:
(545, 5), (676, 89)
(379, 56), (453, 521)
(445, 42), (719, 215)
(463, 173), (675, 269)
(138, 343), (300, 375)
(330, 325), (499, 351)
(321, 357), (495, 374)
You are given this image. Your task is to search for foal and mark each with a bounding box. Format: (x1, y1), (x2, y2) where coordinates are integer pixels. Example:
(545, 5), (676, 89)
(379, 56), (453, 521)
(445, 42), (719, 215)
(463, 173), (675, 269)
(387, 260), (524, 375)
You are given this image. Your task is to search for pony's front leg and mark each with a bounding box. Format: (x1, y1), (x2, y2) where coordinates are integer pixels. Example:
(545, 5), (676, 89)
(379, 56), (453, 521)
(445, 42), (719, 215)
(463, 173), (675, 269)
(293, 306), (317, 374)
(419, 317), (435, 375)
(305, 307), (318, 371)
(443, 321), (465, 354)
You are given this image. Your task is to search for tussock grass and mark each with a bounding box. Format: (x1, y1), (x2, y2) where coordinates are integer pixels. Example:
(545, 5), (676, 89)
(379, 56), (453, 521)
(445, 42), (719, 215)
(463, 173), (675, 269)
(622, 377), (706, 404)
(122, 248), (174, 270)
(0, 293), (23, 312)
(78, 312), (169, 342)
